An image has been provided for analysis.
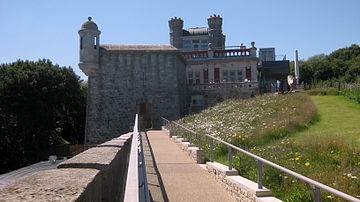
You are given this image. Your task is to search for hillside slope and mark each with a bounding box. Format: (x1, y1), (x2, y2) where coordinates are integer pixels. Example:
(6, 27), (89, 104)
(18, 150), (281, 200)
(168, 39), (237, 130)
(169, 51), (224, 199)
(177, 93), (359, 201)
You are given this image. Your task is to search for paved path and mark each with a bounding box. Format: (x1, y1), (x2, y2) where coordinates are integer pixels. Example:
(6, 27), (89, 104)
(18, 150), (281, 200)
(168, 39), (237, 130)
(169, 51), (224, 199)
(146, 130), (235, 202)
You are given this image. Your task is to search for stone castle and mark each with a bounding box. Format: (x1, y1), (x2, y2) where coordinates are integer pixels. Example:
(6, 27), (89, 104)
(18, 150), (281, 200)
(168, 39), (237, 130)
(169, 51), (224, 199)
(79, 17), (188, 147)
(80, 16), (260, 147)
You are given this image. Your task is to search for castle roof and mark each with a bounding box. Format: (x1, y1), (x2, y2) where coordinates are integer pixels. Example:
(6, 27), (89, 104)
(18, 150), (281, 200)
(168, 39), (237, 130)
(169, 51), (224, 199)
(183, 27), (208, 36)
(100, 44), (178, 51)
(80, 17), (98, 30)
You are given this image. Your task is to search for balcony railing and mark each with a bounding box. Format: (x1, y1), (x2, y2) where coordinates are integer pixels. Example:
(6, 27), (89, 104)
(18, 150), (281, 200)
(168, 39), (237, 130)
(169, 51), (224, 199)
(182, 48), (253, 60)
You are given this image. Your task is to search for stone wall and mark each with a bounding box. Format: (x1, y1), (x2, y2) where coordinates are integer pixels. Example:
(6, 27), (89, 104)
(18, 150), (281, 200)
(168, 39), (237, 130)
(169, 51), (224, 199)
(0, 133), (133, 202)
(85, 46), (188, 147)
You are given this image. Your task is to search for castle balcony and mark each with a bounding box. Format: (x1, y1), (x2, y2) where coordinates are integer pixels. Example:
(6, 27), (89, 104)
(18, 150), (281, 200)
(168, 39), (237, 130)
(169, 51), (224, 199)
(182, 46), (255, 60)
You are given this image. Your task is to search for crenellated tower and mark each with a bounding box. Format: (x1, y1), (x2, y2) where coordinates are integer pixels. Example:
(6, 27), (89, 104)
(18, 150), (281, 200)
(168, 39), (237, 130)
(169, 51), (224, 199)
(78, 17), (101, 76)
(168, 17), (184, 49)
(207, 15), (225, 50)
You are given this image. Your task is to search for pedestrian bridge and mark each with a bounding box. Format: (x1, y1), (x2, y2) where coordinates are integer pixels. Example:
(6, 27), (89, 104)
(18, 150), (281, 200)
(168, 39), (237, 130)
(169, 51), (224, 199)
(0, 115), (358, 202)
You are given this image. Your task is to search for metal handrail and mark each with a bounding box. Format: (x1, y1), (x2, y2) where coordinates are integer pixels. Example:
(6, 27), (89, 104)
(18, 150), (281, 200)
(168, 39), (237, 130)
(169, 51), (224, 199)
(161, 117), (360, 202)
(124, 114), (150, 202)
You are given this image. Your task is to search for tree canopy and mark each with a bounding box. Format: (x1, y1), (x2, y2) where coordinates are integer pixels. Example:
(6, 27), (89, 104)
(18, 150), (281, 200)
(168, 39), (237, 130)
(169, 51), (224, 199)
(0, 59), (86, 173)
(292, 44), (360, 84)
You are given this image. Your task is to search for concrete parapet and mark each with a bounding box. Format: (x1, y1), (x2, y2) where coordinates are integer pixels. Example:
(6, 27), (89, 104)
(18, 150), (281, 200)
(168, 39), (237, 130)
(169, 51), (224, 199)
(114, 132), (132, 140)
(97, 139), (127, 147)
(206, 162), (238, 176)
(58, 133), (132, 202)
(206, 162), (282, 202)
(0, 168), (101, 202)
(0, 133), (133, 202)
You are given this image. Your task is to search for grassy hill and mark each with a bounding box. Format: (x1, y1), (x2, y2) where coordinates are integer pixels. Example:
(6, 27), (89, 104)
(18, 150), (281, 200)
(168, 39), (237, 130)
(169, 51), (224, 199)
(177, 93), (359, 201)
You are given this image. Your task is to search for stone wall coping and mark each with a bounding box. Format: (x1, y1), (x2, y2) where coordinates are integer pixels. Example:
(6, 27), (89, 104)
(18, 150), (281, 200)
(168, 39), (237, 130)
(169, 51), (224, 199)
(225, 175), (272, 197)
(114, 132), (132, 140)
(0, 168), (101, 202)
(206, 162), (238, 176)
(175, 138), (185, 143)
(57, 146), (122, 171)
(256, 196), (283, 202)
(97, 139), (127, 147)
(187, 146), (200, 151)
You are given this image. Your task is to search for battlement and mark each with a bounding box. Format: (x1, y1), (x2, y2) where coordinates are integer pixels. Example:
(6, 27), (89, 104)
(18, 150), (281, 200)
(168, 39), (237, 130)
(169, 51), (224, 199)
(169, 17), (184, 27)
(207, 14), (223, 26)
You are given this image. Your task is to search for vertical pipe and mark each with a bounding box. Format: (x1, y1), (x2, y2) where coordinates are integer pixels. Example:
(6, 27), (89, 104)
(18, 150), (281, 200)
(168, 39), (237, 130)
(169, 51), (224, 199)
(314, 186), (321, 202)
(257, 160), (263, 189)
(210, 138), (214, 162)
(228, 147), (232, 170)
(294, 50), (300, 85)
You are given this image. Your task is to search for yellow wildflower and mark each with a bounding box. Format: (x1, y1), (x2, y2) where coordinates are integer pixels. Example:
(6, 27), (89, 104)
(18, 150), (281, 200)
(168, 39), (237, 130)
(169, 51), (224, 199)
(305, 162), (310, 166)
(232, 134), (237, 138)
(357, 162), (360, 166)
(242, 137), (245, 141)
(294, 157), (300, 161)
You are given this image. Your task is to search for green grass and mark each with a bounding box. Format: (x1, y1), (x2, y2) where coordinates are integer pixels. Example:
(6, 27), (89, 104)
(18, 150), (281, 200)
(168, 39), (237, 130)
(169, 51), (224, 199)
(294, 95), (360, 146)
(171, 93), (360, 201)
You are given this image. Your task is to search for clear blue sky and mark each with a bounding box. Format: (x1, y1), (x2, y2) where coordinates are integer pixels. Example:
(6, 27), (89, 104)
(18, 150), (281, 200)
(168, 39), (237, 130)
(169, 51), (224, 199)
(1, 0), (359, 80)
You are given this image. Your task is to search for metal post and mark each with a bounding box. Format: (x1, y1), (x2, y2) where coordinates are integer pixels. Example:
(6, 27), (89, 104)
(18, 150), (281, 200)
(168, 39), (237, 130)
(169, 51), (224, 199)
(210, 138), (214, 162)
(314, 186), (321, 202)
(228, 147), (232, 170)
(257, 160), (263, 189)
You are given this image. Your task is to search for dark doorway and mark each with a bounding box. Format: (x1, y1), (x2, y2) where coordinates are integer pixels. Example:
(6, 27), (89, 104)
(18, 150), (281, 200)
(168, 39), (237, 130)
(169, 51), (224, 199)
(214, 68), (220, 82)
(137, 102), (152, 129)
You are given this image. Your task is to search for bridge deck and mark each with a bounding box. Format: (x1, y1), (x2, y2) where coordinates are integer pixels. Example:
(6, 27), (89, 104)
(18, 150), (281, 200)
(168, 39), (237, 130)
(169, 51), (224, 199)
(145, 130), (235, 202)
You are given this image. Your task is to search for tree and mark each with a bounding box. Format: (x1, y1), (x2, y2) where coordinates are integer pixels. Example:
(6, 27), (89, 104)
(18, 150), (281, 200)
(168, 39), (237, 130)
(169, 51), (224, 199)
(0, 59), (86, 173)
(297, 44), (360, 84)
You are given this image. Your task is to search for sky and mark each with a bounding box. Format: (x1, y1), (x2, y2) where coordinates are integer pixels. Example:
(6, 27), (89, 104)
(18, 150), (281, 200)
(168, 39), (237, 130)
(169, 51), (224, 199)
(1, 0), (359, 80)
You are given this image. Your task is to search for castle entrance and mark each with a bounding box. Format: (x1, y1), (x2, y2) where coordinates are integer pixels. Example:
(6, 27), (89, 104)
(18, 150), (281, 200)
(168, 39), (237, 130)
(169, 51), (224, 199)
(137, 102), (152, 129)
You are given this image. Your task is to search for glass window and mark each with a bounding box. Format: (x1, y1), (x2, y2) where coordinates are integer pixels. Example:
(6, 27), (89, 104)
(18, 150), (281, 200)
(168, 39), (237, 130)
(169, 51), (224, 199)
(192, 40), (200, 43)
(222, 71), (228, 82)
(184, 45), (191, 49)
(184, 40), (191, 44)
(195, 71), (201, 84)
(237, 71), (243, 82)
(188, 72), (193, 85)
(193, 45), (199, 48)
(201, 40), (208, 44)
(230, 71), (236, 82)
(201, 45), (208, 48)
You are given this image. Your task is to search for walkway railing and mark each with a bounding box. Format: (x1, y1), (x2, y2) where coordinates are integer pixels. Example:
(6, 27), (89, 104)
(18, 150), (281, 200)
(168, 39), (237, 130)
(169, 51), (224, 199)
(124, 114), (150, 202)
(161, 117), (360, 202)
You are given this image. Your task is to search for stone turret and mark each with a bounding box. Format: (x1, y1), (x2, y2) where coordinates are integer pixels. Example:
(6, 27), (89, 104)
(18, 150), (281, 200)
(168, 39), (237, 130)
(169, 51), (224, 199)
(207, 14), (225, 50)
(168, 17), (184, 49)
(78, 17), (101, 76)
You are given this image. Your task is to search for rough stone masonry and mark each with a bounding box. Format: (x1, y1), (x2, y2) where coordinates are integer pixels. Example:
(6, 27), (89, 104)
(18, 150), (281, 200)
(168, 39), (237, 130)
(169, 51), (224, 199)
(79, 17), (188, 147)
